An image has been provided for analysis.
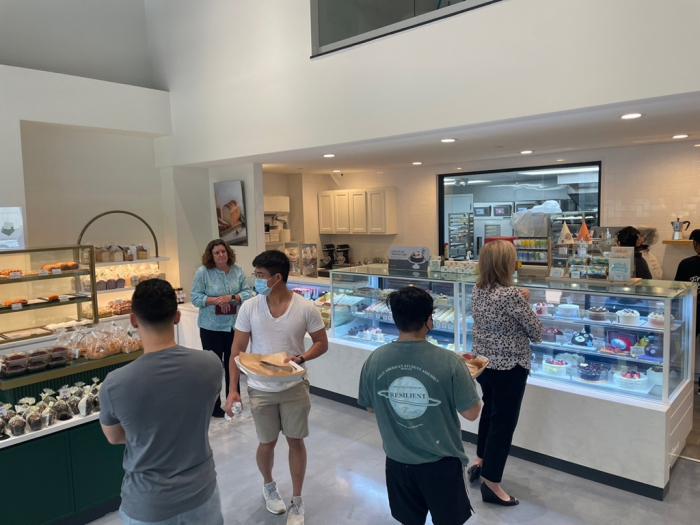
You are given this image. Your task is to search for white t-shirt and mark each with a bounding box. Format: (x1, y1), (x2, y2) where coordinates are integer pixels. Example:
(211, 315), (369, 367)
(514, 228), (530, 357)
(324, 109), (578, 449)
(235, 293), (325, 392)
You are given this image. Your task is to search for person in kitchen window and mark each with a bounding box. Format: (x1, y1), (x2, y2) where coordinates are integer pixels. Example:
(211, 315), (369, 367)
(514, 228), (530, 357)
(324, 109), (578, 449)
(358, 286), (481, 525)
(224, 250), (328, 525)
(468, 240), (543, 506)
(674, 229), (700, 392)
(191, 239), (252, 417)
(616, 226), (653, 279)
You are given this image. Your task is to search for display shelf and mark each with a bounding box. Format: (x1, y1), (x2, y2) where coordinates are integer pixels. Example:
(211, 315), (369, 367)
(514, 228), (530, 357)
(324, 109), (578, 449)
(96, 286), (135, 295)
(94, 257), (169, 268)
(530, 368), (657, 397)
(0, 295), (91, 316)
(0, 269), (90, 285)
(0, 412), (100, 450)
(533, 312), (683, 333)
(349, 312), (455, 334)
(661, 239), (693, 246)
(0, 350), (142, 390)
(532, 341), (651, 365)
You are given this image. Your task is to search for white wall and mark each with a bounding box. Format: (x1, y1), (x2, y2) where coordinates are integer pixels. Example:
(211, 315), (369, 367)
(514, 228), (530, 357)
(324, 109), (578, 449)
(145, 0), (700, 167)
(21, 123), (165, 249)
(298, 141), (700, 277)
(0, 0), (153, 88)
(0, 64), (171, 241)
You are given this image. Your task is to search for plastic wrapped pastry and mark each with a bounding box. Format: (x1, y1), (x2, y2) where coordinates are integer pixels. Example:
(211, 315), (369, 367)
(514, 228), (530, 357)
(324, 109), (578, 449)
(78, 395), (94, 416)
(0, 418), (8, 440)
(67, 384), (85, 414)
(9, 414), (26, 436)
(53, 399), (72, 421)
(40, 389), (58, 406)
(41, 405), (56, 427)
(2, 404), (16, 424)
(25, 408), (43, 432)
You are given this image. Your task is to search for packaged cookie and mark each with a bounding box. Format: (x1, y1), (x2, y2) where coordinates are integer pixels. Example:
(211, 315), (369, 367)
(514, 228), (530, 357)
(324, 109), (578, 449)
(9, 414), (26, 436)
(25, 408), (43, 432)
(67, 385), (83, 415)
(40, 388), (58, 406)
(53, 399), (73, 421)
(16, 397), (36, 419)
(41, 405), (57, 427)
(91, 384), (101, 412)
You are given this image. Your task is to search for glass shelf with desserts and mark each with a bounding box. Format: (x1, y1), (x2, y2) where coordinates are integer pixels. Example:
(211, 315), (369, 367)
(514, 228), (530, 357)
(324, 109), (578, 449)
(516, 278), (695, 403)
(287, 277), (331, 328)
(0, 246), (98, 345)
(330, 266), (463, 352)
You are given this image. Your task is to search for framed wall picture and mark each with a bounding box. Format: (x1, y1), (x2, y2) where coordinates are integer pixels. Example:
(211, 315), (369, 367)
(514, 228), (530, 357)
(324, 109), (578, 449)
(213, 181), (248, 246)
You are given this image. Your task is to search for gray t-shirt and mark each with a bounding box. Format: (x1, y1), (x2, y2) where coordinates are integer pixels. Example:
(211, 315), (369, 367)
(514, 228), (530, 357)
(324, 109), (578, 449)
(358, 341), (480, 465)
(100, 345), (222, 522)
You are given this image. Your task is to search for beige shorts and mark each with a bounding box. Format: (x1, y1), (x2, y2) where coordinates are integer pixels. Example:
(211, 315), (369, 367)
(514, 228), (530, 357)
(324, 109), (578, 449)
(248, 380), (311, 443)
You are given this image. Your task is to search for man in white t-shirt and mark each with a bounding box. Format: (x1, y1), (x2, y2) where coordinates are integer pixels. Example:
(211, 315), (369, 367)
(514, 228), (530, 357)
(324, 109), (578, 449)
(225, 250), (328, 525)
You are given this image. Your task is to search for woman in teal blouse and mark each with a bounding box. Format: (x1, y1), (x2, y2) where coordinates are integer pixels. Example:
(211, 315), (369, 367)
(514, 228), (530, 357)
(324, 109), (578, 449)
(191, 239), (252, 417)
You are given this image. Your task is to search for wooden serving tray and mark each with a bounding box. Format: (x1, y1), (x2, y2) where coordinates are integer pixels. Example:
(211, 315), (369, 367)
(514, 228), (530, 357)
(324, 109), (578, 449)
(235, 351), (305, 383)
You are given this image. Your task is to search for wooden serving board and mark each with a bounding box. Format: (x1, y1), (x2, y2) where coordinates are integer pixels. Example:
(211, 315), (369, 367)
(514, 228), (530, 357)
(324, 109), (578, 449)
(236, 352), (305, 382)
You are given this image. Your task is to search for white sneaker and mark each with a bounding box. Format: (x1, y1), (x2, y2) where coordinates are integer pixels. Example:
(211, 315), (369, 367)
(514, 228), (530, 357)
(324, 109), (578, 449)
(286, 501), (305, 525)
(263, 482), (286, 515)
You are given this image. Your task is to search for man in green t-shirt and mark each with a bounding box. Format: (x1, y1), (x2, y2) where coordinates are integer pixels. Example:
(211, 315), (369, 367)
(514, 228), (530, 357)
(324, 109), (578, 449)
(358, 287), (481, 525)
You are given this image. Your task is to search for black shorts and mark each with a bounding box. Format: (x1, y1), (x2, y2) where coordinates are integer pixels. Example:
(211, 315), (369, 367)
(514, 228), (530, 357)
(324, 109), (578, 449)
(385, 456), (473, 525)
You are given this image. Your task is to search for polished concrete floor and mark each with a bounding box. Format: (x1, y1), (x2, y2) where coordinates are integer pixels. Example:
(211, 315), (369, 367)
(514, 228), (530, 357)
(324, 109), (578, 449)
(91, 383), (700, 525)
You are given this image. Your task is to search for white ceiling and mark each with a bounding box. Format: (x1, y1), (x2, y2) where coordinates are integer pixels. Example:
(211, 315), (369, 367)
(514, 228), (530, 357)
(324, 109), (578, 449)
(259, 92), (700, 175)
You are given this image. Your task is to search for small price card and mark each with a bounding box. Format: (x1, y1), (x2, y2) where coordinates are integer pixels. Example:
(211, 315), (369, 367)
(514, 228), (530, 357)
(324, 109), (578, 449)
(9, 272), (21, 279)
(39, 269), (49, 276)
(59, 388), (71, 400)
(59, 295), (70, 303)
(52, 268), (62, 275)
(11, 303), (22, 311)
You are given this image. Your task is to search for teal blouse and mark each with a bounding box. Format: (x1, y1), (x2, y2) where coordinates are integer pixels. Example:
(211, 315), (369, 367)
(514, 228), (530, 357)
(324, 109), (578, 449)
(191, 264), (253, 331)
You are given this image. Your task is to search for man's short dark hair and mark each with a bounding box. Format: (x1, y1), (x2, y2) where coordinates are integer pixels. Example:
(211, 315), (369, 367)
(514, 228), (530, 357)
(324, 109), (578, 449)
(387, 286), (434, 333)
(253, 250), (290, 282)
(131, 279), (178, 330)
(617, 226), (641, 248)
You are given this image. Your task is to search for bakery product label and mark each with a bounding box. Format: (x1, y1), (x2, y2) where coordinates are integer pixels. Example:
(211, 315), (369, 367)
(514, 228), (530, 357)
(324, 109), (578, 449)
(52, 268), (62, 275)
(59, 388), (71, 399)
(11, 303), (22, 311)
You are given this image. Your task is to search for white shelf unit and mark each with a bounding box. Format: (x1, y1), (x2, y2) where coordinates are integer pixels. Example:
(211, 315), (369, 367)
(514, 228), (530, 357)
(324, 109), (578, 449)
(94, 257), (169, 268)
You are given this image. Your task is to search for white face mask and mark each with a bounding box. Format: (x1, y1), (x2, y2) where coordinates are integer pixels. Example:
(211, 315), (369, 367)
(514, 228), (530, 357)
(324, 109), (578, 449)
(254, 275), (277, 296)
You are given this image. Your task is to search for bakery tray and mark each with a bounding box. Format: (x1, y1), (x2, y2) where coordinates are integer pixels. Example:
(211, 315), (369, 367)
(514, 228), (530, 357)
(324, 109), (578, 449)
(0, 269), (90, 286)
(0, 296), (91, 316)
(540, 313), (682, 333)
(234, 356), (305, 383)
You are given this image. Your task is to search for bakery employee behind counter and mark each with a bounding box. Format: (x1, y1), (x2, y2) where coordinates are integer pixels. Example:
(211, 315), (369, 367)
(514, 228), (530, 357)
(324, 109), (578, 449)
(616, 226), (653, 280)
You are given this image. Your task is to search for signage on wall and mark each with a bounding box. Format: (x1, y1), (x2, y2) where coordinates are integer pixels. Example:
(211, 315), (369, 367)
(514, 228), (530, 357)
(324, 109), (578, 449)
(389, 246), (430, 272)
(0, 207), (25, 250)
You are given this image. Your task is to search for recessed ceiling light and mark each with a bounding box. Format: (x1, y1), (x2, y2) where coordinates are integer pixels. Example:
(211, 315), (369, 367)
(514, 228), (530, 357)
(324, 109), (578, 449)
(440, 138), (457, 143)
(695, 144), (700, 147)
(521, 150), (533, 155)
(377, 171), (383, 174)
(556, 159), (565, 162)
(673, 134), (689, 139)
(467, 180), (491, 184)
(455, 167), (462, 170)
(332, 170), (341, 173)
(621, 113), (642, 120)
(323, 154), (335, 158)
(412, 162), (422, 165)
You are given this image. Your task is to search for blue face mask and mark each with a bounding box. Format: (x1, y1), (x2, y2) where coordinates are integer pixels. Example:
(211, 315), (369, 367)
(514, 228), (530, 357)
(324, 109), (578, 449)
(254, 275), (277, 296)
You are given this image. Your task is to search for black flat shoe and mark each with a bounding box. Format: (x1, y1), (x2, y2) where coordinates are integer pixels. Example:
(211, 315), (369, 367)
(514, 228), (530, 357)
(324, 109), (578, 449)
(467, 464), (482, 483)
(481, 482), (519, 506)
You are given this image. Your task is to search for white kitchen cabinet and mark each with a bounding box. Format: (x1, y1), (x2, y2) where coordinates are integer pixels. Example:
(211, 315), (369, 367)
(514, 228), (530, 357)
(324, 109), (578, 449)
(333, 191), (351, 233)
(318, 191), (335, 234)
(367, 188), (398, 235)
(350, 190), (368, 233)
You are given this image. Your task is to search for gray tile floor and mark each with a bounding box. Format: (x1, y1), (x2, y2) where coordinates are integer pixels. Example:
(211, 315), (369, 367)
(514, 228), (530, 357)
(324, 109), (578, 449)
(90, 386), (700, 525)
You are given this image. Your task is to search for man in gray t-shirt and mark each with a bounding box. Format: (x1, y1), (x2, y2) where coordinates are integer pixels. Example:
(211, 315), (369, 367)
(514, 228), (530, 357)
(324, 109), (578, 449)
(100, 280), (224, 525)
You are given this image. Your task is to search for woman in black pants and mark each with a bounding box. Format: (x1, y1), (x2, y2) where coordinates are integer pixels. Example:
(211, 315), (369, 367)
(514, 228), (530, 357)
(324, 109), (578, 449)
(468, 240), (543, 505)
(191, 239), (252, 417)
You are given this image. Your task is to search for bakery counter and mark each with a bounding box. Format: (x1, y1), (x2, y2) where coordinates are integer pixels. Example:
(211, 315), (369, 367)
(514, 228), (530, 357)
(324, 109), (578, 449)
(0, 411), (99, 450)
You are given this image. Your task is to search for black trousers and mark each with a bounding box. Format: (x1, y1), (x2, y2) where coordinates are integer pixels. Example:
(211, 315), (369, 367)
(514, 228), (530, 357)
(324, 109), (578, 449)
(476, 365), (528, 483)
(199, 328), (240, 410)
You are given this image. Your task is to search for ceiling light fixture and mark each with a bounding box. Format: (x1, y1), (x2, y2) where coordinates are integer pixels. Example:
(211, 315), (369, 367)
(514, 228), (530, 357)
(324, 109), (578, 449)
(556, 159), (565, 162)
(621, 113), (642, 120)
(467, 180), (491, 184)
(332, 170), (341, 173)
(695, 144), (700, 148)
(323, 154), (335, 158)
(455, 167), (462, 170)
(519, 167), (599, 176)
(412, 162), (422, 165)
(521, 150), (533, 155)
(673, 134), (689, 139)
(377, 171), (383, 174)
(443, 180), (456, 186)
(440, 138), (457, 143)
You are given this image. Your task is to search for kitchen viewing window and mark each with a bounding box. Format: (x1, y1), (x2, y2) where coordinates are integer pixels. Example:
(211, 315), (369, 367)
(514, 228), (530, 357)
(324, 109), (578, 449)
(311, 0), (501, 56)
(438, 162), (601, 259)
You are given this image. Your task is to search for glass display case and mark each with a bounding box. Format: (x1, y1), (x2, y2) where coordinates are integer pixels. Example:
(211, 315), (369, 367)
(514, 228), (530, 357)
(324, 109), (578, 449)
(330, 267), (463, 351)
(509, 278), (696, 403)
(287, 278), (331, 328)
(0, 246), (97, 344)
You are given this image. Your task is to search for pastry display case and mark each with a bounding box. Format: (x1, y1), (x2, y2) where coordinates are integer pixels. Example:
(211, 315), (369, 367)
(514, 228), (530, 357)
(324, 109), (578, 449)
(0, 246), (97, 345)
(512, 278), (695, 403)
(287, 278), (331, 328)
(330, 266), (463, 352)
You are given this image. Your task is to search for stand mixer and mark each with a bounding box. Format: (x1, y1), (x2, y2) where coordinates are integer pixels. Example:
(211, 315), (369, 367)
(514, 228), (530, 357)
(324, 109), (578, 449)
(671, 218), (691, 240)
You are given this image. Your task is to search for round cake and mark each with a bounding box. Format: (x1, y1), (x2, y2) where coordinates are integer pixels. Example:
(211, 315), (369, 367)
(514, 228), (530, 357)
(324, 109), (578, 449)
(542, 328), (563, 343)
(557, 304), (580, 317)
(588, 306), (608, 321)
(614, 369), (648, 390)
(578, 363), (608, 382)
(543, 358), (568, 376)
(648, 312), (673, 328)
(533, 302), (549, 316)
(616, 309), (640, 326)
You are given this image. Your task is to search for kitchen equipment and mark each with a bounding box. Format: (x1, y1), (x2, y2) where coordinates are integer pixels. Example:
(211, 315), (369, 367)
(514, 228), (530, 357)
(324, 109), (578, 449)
(321, 244), (335, 269)
(671, 218), (691, 240)
(335, 244), (351, 265)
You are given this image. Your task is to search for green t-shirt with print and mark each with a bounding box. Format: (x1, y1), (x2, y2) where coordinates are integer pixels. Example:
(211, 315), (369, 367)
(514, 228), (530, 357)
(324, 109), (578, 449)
(358, 340), (480, 465)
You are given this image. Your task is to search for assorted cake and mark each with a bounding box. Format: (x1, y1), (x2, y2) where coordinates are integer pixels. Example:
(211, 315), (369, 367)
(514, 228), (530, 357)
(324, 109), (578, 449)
(570, 331), (595, 347)
(543, 357), (568, 376)
(616, 309), (640, 326)
(542, 328), (563, 343)
(578, 363), (609, 382)
(647, 312), (674, 328)
(533, 302), (550, 316)
(556, 304), (580, 318)
(614, 369), (649, 389)
(587, 306), (608, 321)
